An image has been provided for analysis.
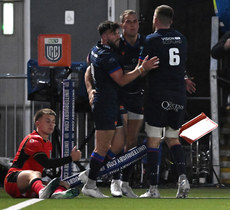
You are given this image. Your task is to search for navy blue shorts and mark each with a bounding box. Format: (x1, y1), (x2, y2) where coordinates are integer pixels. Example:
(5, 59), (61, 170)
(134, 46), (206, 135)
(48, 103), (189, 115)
(119, 90), (144, 115)
(144, 91), (186, 130)
(92, 100), (121, 130)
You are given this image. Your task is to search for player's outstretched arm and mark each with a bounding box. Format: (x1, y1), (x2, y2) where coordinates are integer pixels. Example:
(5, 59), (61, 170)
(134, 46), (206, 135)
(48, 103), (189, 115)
(34, 148), (81, 168)
(110, 55), (159, 87)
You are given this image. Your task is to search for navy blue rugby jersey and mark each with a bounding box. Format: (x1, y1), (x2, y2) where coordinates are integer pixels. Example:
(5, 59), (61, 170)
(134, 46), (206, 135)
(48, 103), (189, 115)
(117, 34), (145, 93)
(89, 42), (121, 104)
(140, 28), (187, 92)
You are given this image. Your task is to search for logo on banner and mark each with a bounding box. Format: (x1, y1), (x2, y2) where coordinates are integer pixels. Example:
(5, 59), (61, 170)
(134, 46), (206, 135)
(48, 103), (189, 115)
(45, 38), (62, 62)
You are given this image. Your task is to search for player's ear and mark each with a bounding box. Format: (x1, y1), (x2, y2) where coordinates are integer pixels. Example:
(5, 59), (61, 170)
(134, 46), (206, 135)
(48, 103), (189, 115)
(101, 33), (106, 40)
(35, 120), (40, 128)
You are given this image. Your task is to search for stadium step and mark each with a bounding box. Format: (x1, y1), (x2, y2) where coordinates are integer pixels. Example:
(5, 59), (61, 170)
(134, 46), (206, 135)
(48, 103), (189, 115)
(220, 156), (230, 167)
(220, 167), (230, 183)
(220, 179), (230, 184)
(220, 148), (230, 156)
(220, 147), (230, 183)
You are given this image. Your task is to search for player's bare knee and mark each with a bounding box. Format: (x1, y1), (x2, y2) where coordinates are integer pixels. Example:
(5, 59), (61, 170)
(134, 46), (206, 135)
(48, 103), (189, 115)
(165, 138), (181, 148)
(147, 138), (161, 148)
(19, 170), (41, 181)
(29, 171), (42, 180)
(34, 171), (42, 176)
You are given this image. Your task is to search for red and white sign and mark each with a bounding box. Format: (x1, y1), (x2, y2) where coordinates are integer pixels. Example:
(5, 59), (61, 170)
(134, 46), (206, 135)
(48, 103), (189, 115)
(179, 112), (218, 144)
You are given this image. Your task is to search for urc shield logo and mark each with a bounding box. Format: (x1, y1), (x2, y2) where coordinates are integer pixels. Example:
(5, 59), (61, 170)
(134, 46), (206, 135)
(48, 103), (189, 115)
(38, 34), (71, 66)
(45, 38), (62, 62)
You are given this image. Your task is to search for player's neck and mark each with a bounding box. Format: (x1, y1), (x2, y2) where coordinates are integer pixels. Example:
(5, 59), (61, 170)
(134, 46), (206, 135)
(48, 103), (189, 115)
(123, 34), (138, 46)
(155, 24), (170, 31)
(36, 129), (49, 141)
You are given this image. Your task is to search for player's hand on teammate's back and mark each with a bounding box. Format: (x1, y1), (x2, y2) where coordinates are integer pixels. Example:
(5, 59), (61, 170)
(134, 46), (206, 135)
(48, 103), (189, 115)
(142, 55), (159, 71)
(71, 146), (82, 161)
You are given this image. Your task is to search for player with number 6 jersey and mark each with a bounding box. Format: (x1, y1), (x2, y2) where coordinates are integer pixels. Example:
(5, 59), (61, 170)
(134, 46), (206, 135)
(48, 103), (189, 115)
(139, 5), (190, 199)
(139, 8), (187, 129)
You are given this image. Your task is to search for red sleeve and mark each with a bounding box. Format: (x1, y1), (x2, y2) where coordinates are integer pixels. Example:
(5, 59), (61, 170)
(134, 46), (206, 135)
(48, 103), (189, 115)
(24, 138), (44, 156)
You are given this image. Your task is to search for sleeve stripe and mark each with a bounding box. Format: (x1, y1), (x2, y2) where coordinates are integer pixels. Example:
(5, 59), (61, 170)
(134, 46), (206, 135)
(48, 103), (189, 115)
(139, 56), (144, 61)
(108, 66), (122, 74)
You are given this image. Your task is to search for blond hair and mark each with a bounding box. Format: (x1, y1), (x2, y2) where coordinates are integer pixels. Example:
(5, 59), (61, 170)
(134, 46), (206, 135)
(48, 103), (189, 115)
(120, 9), (137, 23)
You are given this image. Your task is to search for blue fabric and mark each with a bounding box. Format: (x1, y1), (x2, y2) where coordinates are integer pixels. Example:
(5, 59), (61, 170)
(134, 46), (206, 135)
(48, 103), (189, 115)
(216, 0), (230, 33)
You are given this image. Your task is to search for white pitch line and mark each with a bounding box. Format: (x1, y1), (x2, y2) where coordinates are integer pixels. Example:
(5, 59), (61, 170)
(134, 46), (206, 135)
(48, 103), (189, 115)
(3, 198), (44, 210)
(160, 197), (230, 199)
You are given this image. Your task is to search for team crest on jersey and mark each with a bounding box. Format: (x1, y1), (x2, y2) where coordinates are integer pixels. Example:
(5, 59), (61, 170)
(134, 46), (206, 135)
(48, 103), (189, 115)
(44, 38), (62, 62)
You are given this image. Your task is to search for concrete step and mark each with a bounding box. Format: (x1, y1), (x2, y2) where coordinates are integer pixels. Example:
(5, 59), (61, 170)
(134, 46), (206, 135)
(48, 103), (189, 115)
(220, 168), (230, 180)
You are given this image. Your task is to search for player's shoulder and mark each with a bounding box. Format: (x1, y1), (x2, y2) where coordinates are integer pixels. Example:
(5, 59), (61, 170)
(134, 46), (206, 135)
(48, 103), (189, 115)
(90, 44), (112, 65)
(25, 131), (44, 144)
(96, 44), (113, 58)
(173, 29), (186, 38)
(145, 32), (164, 45)
(146, 32), (159, 40)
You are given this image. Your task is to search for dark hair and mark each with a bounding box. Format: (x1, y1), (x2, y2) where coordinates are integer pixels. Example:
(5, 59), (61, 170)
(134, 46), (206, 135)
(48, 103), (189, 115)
(34, 108), (56, 123)
(155, 5), (174, 26)
(98, 20), (120, 36)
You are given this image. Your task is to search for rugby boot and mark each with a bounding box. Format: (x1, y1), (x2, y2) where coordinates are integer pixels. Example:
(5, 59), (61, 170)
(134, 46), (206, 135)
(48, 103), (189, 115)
(39, 177), (60, 199)
(82, 184), (109, 198)
(140, 185), (160, 198)
(110, 179), (122, 197)
(120, 181), (138, 198)
(176, 174), (190, 198)
(51, 188), (80, 199)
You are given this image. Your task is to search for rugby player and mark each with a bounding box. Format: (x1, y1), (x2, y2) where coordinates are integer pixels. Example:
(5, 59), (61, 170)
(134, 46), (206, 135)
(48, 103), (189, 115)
(111, 10), (147, 198)
(4, 108), (82, 199)
(81, 20), (159, 198)
(139, 5), (190, 198)
(84, 10), (147, 198)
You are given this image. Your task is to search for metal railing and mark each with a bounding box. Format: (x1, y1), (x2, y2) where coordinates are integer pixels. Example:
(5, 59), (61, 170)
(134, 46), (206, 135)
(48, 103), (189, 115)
(0, 74), (94, 164)
(0, 74), (31, 158)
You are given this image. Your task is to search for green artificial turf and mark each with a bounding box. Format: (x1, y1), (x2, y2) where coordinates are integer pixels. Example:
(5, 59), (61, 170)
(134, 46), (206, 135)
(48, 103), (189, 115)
(1, 187), (230, 210)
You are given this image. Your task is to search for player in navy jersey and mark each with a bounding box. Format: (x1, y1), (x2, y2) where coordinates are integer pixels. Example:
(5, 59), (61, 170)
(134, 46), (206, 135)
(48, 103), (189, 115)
(80, 20), (159, 198)
(4, 108), (82, 199)
(139, 5), (190, 198)
(84, 10), (148, 198)
(110, 10), (147, 198)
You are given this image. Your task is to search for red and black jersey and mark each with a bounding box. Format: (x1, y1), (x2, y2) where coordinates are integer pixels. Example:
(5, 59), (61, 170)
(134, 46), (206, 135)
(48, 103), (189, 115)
(8, 130), (52, 174)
